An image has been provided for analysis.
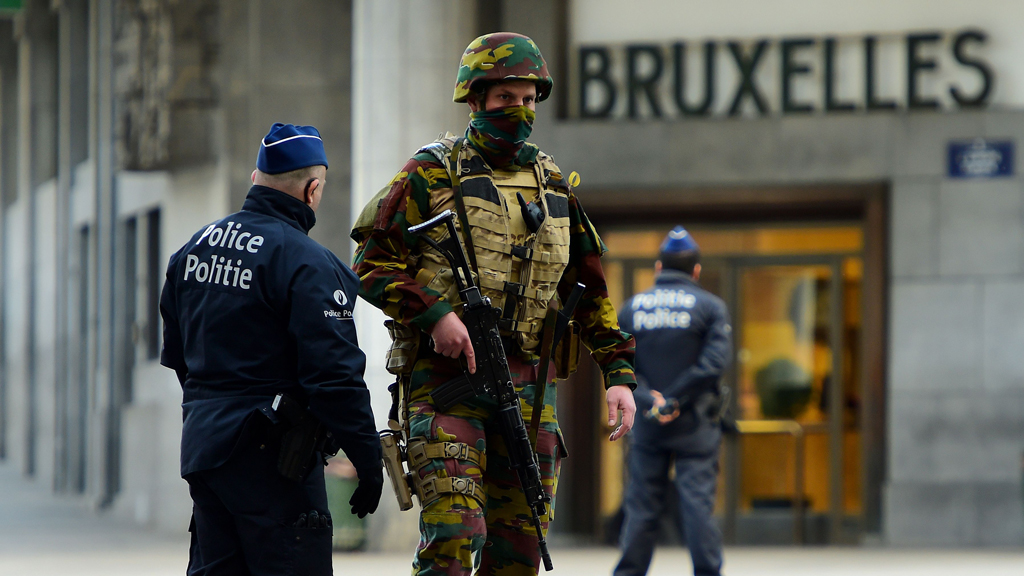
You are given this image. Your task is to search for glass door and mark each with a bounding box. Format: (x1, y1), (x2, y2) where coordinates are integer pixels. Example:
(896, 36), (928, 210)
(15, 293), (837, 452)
(719, 257), (863, 544)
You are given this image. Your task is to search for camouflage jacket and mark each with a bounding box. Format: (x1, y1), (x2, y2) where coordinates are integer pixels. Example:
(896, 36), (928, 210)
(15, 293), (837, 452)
(352, 142), (636, 390)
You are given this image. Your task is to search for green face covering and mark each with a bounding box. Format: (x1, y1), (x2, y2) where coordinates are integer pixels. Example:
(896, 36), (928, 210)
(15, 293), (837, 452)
(466, 105), (536, 168)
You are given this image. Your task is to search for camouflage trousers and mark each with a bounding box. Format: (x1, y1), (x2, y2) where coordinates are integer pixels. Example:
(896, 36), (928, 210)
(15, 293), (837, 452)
(406, 348), (565, 576)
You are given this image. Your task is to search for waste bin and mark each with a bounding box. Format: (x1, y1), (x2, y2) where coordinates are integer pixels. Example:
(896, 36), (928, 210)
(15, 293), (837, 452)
(325, 458), (366, 550)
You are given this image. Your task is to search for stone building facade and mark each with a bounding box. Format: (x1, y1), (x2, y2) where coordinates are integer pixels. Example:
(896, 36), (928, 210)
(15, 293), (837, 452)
(0, 0), (359, 534)
(1, 0), (1021, 551)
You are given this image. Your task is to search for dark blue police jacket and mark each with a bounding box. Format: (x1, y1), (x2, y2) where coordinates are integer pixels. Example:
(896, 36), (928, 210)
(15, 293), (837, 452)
(160, 185), (380, 478)
(618, 270), (732, 454)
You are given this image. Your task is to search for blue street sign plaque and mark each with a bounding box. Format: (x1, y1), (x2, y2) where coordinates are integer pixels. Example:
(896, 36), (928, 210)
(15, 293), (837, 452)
(948, 139), (1014, 178)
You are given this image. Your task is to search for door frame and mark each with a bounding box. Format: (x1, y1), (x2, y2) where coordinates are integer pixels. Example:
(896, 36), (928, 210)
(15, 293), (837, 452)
(571, 183), (888, 543)
(719, 254), (853, 544)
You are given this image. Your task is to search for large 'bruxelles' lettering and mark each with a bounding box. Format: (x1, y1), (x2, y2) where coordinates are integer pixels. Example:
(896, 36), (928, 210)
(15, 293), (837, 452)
(578, 29), (993, 119)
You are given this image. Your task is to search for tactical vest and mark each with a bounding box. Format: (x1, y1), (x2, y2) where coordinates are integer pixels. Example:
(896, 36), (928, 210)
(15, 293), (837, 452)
(415, 136), (572, 353)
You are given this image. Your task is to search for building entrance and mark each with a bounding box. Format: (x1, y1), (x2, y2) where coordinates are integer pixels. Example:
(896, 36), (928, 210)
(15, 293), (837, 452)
(554, 203), (887, 547)
(721, 256), (862, 544)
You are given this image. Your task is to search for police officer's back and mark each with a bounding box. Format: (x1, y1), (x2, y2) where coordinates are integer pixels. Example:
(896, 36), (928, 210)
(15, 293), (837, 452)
(614, 226), (732, 576)
(623, 239), (731, 454)
(160, 123), (382, 575)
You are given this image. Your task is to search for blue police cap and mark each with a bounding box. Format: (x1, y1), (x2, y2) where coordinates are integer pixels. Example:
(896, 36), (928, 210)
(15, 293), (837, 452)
(659, 226), (699, 254)
(256, 123), (329, 174)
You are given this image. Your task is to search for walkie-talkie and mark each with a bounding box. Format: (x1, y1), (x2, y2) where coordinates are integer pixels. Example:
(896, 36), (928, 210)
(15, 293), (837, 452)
(516, 192), (545, 234)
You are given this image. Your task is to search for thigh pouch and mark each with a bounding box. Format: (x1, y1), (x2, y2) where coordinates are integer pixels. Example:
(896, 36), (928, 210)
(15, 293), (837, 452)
(407, 438), (487, 507)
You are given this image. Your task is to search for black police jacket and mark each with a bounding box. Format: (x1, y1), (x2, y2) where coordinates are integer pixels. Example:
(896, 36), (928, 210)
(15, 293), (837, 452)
(618, 270), (732, 451)
(160, 185), (380, 478)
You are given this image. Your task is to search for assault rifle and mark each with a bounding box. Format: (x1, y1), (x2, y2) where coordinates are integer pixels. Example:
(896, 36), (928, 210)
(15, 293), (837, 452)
(408, 209), (555, 571)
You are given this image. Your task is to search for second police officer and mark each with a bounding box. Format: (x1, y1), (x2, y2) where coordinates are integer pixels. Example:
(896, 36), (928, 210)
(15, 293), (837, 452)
(160, 123), (383, 575)
(613, 227), (733, 576)
(352, 33), (637, 575)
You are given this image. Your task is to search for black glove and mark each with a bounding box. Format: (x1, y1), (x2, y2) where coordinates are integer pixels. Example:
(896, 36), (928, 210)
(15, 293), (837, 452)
(349, 465), (384, 518)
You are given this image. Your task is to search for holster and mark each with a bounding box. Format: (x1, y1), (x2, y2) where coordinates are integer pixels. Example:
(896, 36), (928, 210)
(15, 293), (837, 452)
(262, 394), (339, 482)
(380, 424), (415, 511)
(379, 428), (488, 511)
(717, 386), (738, 434)
(672, 385), (723, 434)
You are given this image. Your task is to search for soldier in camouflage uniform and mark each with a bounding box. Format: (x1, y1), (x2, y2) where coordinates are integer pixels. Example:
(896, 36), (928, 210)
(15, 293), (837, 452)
(352, 33), (637, 576)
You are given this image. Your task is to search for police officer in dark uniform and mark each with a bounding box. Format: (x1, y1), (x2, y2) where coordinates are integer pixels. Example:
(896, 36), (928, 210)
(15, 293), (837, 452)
(613, 226), (732, 576)
(160, 123), (383, 575)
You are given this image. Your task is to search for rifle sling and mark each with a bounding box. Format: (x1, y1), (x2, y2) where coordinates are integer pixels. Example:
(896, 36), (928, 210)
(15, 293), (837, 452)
(529, 308), (557, 450)
(447, 138), (480, 275)
(528, 282), (584, 450)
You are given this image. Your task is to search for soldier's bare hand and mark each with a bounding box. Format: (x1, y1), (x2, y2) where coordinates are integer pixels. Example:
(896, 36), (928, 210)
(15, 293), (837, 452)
(429, 312), (477, 373)
(606, 385), (636, 441)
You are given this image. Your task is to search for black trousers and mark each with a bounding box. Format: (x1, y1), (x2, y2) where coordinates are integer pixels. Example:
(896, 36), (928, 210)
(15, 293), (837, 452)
(184, 421), (333, 576)
(614, 442), (723, 576)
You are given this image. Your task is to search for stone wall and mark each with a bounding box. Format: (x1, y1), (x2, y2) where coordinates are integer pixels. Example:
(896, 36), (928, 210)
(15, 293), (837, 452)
(542, 110), (1024, 546)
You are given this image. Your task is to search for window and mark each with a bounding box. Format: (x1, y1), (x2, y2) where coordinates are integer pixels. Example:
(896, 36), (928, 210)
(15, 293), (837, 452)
(145, 209), (161, 360)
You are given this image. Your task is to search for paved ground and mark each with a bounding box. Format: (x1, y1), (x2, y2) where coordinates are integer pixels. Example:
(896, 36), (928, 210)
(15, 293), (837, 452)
(1, 462), (1022, 575)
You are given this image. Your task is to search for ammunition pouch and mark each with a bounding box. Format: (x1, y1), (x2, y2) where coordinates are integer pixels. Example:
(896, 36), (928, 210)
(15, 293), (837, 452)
(553, 320), (581, 379)
(384, 319), (420, 375)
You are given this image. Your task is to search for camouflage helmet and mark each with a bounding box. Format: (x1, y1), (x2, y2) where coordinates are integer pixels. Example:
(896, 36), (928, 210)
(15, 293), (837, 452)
(453, 32), (553, 103)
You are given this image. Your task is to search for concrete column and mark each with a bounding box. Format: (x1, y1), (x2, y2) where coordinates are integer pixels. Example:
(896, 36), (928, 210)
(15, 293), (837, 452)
(12, 8), (33, 479)
(31, 0), (59, 490)
(0, 18), (15, 462)
(54, 0), (72, 493)
(12, 0), (59, 480)
(54, 0), (89, 494)
(351, 0), (477, 552)
(87, 0), (118, 507)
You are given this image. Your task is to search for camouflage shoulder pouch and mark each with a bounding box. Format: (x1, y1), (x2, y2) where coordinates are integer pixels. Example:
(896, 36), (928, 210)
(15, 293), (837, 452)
(350, 132), (460, 244)
(350, 184), (392, 244)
